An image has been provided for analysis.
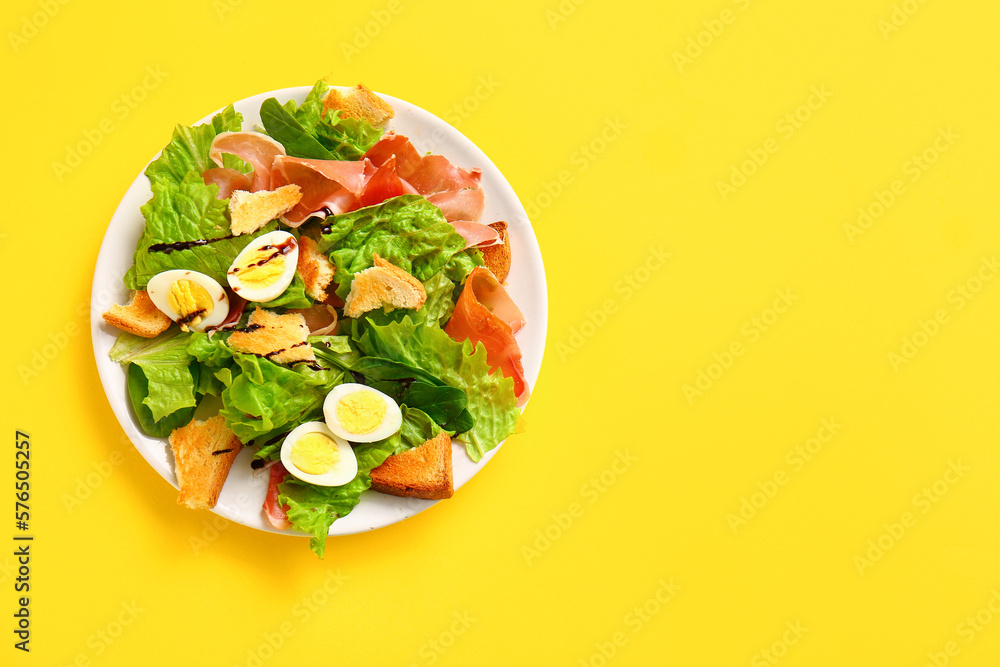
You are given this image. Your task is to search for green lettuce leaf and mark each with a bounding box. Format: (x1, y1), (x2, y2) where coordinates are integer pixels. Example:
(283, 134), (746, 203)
(398, 406), (444, 451)
(126, 173), (281, 289)
(319, 195), (468, 299)
(258, 273), (312, 309)
(219, 353), (332, 442)
(186, 332), (234, 367)
(419, 271), (458, 327)
(352, 356), (471, 432)
(278, 418), (420, 558)
(126, 363), (197, 437)
(278, 473), (372, 558)
(259, 80), (383, 161)
(355, 317), (519, 461)
(144, 105), (246, 187)
(110, 330), (196, 423)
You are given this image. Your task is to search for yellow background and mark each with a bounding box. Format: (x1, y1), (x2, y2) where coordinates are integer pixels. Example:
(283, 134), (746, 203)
(4, 0), (1000, 664)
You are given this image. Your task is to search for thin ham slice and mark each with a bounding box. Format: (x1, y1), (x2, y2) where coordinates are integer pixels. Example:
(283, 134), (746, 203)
(209, 131), (286, 192)
(359, 155), (418, 208)
(364, 132), (422, 179)
(450, 220), (502, 249)
(271, 156), (370, 226)
(362, 133), (486, 222)
(407, 155), (482, 195)
(263, 462), (292, 530)
(445, 267), (529, 406)
(428, 188), (485, 223)
(201, 168), (252, 200)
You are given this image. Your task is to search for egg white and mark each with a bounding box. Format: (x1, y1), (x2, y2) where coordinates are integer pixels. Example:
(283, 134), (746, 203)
(280, 422), (358, 487)
(227, 231), (299, 302)
(323, 383), (403, 443)
(146, 269), (229, 332)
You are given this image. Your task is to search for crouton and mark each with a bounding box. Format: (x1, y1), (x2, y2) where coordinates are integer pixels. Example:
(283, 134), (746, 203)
(102, 290), (173, 338)
(322, 84), (395, 128)
(342, 254), (426, 319)
(296, 236), (335, 301)
(169, 415), (243, 510)
(226, 308), (315, 365)
(481, 221), (511, 283)
(370, 432), (454, 500)
(228, 185), (302, 236)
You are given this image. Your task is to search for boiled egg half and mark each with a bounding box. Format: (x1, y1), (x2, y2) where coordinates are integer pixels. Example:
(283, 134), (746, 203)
(280, 421), (358, 487)
(147, 269), (229, 332)
(323, 383), (402, 443)
(227, 231), (299, 302)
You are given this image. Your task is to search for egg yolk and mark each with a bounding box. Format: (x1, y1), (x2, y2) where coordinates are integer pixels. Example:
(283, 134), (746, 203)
(290, 432), (340, 474)
(233, 246), (286, 288)
(336, 391), (386, 435)
(167, 279), (213, 331)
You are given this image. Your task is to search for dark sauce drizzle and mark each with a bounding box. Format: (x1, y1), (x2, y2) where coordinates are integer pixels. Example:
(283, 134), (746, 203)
(148, 234), (237, 254)
(229, 239), (297, 275)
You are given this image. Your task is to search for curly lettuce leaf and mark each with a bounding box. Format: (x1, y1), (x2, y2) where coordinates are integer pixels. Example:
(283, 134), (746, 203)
(355, 317), (519, 461)
(144, 105), (246, 187)
(258, 273), (312, 309)
(218, 353), (336, 442)
(278, 473), (372, 558)
(319, 195), (467, 299)
(110, 330), (196, 423)
(126, 363), (197, 437)
(126, 173), (281, 289)
(259, 80), (383, 161)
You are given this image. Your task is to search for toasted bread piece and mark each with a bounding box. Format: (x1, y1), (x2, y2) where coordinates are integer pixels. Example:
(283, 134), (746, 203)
(102, 290), (173, 338)
(227, 308), (315, 364)
(322, 84), (394, 128)
(297, 236), (335, 301)
(480, 221), (511, 282)
(169, 415), (243, 510)
(370, 432), (454, 500)
(229, 185), (302, 236)
(343, 254), (426, 319)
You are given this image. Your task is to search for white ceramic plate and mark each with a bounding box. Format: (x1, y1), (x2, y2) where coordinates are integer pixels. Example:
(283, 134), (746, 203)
(90, 86), (547, 537)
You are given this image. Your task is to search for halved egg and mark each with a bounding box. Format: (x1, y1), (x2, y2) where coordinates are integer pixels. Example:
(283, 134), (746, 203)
(323, 383), (403, 443)
(227, 231), (299, 302)
(280, 422), (358, 487)
(147, 269), (229, 332)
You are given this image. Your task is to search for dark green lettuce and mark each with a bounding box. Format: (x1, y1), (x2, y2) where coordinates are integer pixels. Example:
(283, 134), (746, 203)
(126, 363), (197, 437)
(110, 329), (197, 424)
(259, 80), (383, 161)
(355, 317), (519, 461)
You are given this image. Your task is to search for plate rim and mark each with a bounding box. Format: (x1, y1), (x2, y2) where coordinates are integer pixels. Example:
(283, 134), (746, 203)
(89, 83), (547, 538)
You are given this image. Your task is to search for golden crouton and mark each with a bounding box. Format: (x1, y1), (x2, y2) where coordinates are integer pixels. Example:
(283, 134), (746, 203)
(480, 221), (511, 283)
(169, 415), (243, 510)
(296, 236), (335, 302)
(227, 308), (315, 365)
(102, 290), (173, 338)
(322, 83), (395, 128)
(229, 185), (302, 236)
(370, 432), (454, 500)
(342, 254), (426, 319)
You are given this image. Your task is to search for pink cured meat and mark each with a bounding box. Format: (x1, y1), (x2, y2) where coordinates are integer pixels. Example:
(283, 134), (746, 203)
(208, 131), (286, 192)
(201, 168), (252, 200)
(271, 156), (371, 225)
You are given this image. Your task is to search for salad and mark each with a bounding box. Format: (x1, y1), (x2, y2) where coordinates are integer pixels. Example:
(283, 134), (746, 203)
(101, 79), (531, 557)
